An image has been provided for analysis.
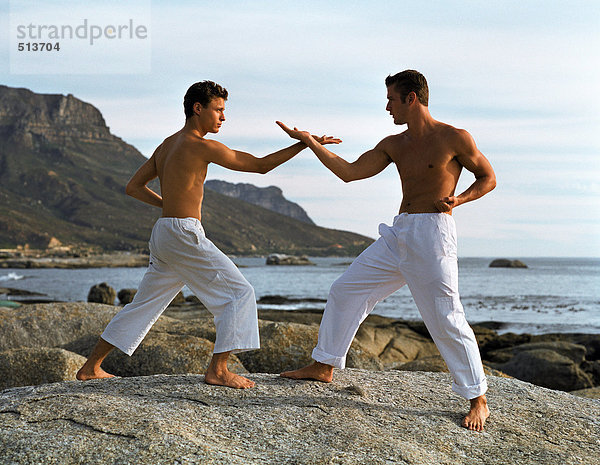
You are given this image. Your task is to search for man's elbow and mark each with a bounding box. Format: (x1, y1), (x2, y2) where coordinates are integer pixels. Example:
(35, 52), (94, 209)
(488, 174), (497, 192)
(256, 160), (273, 175)
(125, 181), (137, 197)
(340, 171), (356, 183)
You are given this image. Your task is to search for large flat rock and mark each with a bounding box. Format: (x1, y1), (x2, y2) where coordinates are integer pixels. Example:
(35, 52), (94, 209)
(1, 370), (598, 464)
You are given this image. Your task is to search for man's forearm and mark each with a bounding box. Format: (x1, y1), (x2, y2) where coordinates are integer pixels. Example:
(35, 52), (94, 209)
(126, 185), (163, 208)
(456, 175), (496, 206)
(305, 137), (353, 182)
(258, 142), (306, 174)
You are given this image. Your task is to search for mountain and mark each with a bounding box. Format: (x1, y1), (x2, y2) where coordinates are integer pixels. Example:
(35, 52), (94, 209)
(205, 180), (314, 224)
(0, 85), (372, 256)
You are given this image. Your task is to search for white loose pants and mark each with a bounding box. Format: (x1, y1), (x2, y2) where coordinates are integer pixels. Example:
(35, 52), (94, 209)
(312, 213), (487, 399)
(101, 217), (260, 356)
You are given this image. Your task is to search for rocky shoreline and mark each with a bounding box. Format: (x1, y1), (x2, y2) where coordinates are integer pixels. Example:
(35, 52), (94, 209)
(0, 301), (599, 463)
(0, 250), (149, 269)
(0, 300), (598, 397)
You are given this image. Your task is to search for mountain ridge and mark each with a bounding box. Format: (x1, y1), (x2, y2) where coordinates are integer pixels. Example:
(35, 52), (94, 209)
(205, 179), (314, 225)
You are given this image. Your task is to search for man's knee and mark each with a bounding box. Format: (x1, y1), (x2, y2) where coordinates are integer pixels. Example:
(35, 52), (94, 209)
(428, 294), (470, 337)
(329, 275), (354, 298)
(240, 282), (255, 303)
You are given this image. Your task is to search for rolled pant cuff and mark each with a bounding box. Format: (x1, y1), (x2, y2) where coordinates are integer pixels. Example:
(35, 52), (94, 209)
(215, 344), (260, 355)
(312, 347), (346, 369)
(452, 378), (488, 400)
(100, 332), (137, 357)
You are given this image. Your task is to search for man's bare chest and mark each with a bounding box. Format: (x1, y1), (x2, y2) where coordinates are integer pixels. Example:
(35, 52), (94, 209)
(389, 142), (455, 179)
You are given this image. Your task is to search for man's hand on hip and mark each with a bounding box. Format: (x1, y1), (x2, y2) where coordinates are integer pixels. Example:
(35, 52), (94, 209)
(435, 196), (459, 213)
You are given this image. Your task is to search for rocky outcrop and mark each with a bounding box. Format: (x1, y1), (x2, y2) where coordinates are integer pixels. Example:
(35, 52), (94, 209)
(571, 386), (600, 399)
(0, 86), (111, 144)
(87, 282), (116, 305)
(1, 371), (598, 464)
(266, 254), (314, 265)
(487, 342), (594, 391)
(0, 303), (119, 352)
(117, 288), (137, 305)
(238, 321), (319, 372)
(205, 179), (315, 224)
(0, 252), (150, 269)
(489, 259), (528, 268)
(257, 295), (327, 306)
(0, 348), (85, 390)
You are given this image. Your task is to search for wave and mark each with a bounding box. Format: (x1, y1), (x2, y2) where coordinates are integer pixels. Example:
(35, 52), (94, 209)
(0, 272), (25, 282)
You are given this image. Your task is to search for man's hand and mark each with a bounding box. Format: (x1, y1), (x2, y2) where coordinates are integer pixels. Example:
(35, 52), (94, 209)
(276, 121), (341, 146)
(435, 196), (460, 213)
(313, 134), (342, 145)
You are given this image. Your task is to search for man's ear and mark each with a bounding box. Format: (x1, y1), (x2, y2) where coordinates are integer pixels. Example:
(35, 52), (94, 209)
(193, 102), (203, 116)
(407, 92), (417, 105)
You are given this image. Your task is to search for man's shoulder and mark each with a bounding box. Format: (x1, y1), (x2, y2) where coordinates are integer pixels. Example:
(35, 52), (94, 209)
(379, 131), (408, 146)
(169, 131), (229, 154)
(435, 121), (471, 140)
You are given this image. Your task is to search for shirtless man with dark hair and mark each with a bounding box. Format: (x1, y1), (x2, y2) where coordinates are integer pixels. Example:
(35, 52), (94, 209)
(77, 80), (340, 389)
(277, 70), (496, 430)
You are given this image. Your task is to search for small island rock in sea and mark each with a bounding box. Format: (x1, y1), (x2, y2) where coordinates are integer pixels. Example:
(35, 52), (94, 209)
(489, 258), (528, 268)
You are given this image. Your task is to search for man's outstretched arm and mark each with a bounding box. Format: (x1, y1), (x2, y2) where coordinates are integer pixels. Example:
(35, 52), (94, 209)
(435, 130), (496, 212)
(125, 150), (163, 208)
(276, 121), (391, 182)
(205, 131), (341, 174)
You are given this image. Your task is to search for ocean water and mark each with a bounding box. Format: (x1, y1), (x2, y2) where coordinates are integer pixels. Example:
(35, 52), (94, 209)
(1, 257), (599, 335)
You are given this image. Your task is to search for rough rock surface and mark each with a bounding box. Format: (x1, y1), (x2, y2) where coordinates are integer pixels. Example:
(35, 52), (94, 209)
(0, 370), (598, 464)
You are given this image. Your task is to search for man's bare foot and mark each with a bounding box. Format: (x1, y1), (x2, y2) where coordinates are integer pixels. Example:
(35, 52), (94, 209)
(76, 365), (115, 381)
(462, 395), (490, 432)
(280, 362), (334, 382)
(204, 369), (255, 389)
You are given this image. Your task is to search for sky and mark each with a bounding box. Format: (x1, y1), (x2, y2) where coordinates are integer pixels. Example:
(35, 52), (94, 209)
(1, 0), (599, 257)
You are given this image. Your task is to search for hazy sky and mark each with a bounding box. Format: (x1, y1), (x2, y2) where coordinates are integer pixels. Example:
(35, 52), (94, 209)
(2, 1), (599, 257)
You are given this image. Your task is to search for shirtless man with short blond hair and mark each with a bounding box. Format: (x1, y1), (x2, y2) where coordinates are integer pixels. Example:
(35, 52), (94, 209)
(278, 70), (496, 430)
(77, 80), (339, 389)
